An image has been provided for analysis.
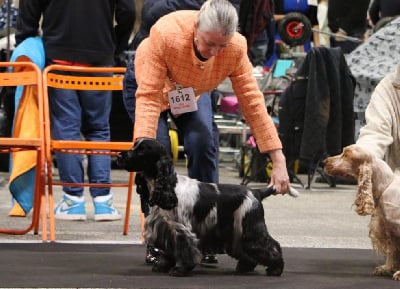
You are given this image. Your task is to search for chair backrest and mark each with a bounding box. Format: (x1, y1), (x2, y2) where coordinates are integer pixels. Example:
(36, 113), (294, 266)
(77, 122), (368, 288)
(44, 65), (125, 91)
(44, 65), (125, 90)
(0, 61), (42, 86)
(0, 61), (44, 149)
(42, 64), (131, 153)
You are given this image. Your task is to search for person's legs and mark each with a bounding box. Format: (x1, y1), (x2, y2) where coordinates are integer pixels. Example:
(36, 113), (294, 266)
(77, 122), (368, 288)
(51, 69), (120, 221)
(122, 53), (136, 122)
(49, 85), (87, 220)
(80, 88), (112, 198)
(50, 87), (85, 195)
(79, 75), (121, 221)
(330, 36), (360, 54)
(156, 111), (172, 155)
(173, 93), (219, 183)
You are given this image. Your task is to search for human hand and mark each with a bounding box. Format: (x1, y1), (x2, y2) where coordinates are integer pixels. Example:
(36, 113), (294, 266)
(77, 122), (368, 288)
(335, 28), (348, 42)
(269, 164), (290, 195)
(267, 150), (290, 194)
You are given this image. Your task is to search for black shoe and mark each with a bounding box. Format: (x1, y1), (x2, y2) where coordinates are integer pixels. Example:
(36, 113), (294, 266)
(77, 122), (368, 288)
(145, 245), (161, 265)
(201, 254), (218, 266)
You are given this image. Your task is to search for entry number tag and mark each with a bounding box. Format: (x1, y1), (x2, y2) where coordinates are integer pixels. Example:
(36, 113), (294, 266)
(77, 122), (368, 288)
(168, 87), (198, 115)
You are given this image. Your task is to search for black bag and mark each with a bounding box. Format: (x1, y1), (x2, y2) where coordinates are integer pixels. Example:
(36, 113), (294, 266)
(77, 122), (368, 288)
(0, 86), (15, 172)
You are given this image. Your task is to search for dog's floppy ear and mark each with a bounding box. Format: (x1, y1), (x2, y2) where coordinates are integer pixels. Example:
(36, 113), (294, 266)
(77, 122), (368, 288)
(149, 154), (178, 210)
(354, 161), (375, 216)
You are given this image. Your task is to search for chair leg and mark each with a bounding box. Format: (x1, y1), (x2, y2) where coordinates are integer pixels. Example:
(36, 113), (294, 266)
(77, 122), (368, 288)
(306, 158), (336, 189)
(46, 159), (56, 242)
(123, 172), (146, 242)
(32, 157), (44, 236)
(123, 172), (134, 235)
(287, 159), (304, 188)
(40, 193), (48, 241)
(241, 152), (255, 185)
(0, 152), (46, 238)
(140, 212), (145, 243)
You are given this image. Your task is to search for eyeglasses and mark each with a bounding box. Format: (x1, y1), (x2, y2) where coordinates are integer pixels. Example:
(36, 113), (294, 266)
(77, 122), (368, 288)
(197, 33), (228, 49)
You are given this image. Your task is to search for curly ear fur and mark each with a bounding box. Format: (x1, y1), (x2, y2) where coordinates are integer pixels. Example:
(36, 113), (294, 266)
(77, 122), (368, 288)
(355, 161), (375, 216)
(149, 155), (178, 210)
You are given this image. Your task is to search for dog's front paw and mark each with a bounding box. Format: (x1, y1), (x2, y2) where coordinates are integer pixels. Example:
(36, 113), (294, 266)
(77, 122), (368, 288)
(169, 266), (193, 277)
(235, 259), (257, 274)
(266, 262), (284, 277)
(151, 256), (174, 273)
(393, 270), (400, 281)
(373, 264), (393, 276)
(152, 262), (170, 273)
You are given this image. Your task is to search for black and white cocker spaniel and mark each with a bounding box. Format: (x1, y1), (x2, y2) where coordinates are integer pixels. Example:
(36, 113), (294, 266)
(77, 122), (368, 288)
(118, 138), (299, 277)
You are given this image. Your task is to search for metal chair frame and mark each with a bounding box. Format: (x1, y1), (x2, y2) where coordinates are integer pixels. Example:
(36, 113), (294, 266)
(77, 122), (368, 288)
(0, 61), (46, 239)
(42, 64), (144, 241)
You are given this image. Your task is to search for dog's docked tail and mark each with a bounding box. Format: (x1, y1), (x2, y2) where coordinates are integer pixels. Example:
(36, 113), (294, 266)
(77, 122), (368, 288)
(253, 186), (300, 200)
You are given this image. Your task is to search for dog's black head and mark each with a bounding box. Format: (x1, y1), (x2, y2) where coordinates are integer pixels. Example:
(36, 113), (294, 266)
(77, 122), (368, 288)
(117, 138), (178, 210)
(117, 138), (168, 175)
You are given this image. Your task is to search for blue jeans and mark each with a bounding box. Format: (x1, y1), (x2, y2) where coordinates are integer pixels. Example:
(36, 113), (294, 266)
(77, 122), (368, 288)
(157, 94), (219, 183)
(49, 70), (112, 198)
(123, 57), (219, 215)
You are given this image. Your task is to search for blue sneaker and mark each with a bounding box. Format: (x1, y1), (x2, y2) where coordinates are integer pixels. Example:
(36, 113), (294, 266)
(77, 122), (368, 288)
(93, 194), (122, 221)
(54, 194), (86, 221)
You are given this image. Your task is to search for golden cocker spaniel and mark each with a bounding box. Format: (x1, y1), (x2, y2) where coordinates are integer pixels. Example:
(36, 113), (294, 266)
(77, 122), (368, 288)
(324, 144), (400, 281)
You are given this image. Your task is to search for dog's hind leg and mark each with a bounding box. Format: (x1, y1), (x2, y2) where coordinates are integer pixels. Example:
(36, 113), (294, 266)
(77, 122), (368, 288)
(241, 215), (284, 276)
(248, 235), (284, 276)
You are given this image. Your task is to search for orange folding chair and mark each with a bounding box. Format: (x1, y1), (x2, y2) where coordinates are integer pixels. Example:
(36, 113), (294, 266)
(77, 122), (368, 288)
(42, 64), (144, 241)
(0, 61), (46, 239)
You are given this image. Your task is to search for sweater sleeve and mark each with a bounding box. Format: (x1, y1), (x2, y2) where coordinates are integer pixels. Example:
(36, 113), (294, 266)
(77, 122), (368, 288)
(230, 44), (282, 153)
(114, 0), (136, 57)
(15, 0), (44, 45)
(356, 73), (396, 160)
(133, 27), (168, 140)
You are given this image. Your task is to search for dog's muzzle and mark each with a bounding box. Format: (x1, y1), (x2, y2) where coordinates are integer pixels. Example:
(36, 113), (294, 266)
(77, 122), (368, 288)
(116, 149), (144, 172)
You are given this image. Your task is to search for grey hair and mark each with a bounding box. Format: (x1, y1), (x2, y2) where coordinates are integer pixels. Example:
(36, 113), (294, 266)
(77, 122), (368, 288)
(196, 0), (238, 36)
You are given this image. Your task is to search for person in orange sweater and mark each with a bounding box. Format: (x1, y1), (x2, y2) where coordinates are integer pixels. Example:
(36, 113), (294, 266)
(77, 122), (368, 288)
(133, 0), (290, 194)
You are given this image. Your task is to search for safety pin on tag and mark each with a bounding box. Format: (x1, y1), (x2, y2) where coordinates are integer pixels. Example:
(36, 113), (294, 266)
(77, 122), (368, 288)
(173, 82), (184, 91)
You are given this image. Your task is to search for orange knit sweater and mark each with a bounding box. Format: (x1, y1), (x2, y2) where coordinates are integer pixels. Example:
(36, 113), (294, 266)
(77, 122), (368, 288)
(134, 10), (282, 153)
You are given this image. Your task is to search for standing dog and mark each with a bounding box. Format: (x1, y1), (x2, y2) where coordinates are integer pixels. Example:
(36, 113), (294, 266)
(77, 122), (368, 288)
(118, 138), (299, 277)
(324, 144), (400, 281)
